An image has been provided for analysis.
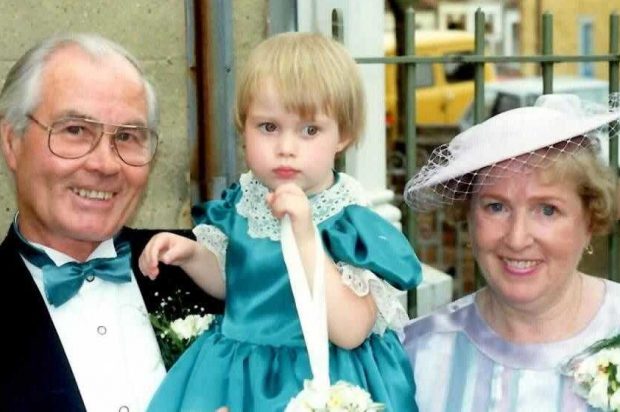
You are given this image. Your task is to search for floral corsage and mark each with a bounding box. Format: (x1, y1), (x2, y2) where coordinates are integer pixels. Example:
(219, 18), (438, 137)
(285, 380), (385, 412)
(149, 289), (216, 369)
(563, 333), (620, 411)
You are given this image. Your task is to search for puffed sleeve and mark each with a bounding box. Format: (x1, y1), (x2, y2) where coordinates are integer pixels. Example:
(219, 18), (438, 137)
(192, 182), (240, 226)
(320, 205), (422, 335)
(320, 204), (422, 290)
(190, 183), (241, 279)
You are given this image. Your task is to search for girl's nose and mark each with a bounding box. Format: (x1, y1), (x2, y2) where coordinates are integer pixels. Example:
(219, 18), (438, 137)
(277, 132), (297, 156)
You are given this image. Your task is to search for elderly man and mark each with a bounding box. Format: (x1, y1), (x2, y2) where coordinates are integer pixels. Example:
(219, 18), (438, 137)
(0, 33), (223, 411)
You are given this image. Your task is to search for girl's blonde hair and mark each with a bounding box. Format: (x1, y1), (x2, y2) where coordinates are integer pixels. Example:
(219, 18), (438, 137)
(234, 32), (365, 149)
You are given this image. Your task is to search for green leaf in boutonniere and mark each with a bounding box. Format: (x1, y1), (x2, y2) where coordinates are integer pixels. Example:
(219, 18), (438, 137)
(150, 288), (216, 369)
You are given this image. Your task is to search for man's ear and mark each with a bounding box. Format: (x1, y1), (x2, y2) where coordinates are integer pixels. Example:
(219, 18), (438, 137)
(0, 119), (19, 172)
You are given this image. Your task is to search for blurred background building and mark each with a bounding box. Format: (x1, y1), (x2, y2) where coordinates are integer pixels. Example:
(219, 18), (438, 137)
(0, 0), (617, 310)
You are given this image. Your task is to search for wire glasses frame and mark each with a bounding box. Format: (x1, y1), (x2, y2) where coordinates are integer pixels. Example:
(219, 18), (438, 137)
(26, 114), (159, 166)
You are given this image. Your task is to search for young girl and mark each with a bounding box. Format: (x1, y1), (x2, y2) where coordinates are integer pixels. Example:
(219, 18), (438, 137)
(140, 32), (421, 412)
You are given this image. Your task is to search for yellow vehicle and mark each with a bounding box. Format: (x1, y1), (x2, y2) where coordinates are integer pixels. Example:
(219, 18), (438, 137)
(385, 30), (496, 144)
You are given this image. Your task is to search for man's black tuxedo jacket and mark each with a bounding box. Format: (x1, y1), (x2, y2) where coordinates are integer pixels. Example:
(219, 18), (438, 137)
(0, 227), (224, 411)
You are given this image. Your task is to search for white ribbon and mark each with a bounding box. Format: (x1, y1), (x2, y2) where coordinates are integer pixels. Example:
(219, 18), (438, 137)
(281, 214), (330, 392)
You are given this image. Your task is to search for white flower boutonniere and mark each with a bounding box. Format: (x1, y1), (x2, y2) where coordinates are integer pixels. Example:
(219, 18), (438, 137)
(285, 380), (385, 412)
(563, 333), (620, 411)
(150, 289), (216, 369)
(169, 314), (214, 340)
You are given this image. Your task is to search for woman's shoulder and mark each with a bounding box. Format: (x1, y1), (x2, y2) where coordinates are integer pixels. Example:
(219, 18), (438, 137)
(602, 277), (620, 294)
(581, 277), (620, 327)
(406, 279), (620, 370)
(591, 277), (620, 327)
(403, 293), (477, 342)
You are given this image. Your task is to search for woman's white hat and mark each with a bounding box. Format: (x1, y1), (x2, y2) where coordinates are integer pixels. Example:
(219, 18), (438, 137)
(404, 93), (620, 211)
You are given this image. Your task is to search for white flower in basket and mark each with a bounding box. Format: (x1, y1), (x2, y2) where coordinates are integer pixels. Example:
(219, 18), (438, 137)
(286, 379), (385, 412)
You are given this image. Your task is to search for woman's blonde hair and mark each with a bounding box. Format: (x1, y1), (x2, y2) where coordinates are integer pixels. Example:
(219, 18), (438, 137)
(234, 32), (365, 149)
(538, 147), (617, 235)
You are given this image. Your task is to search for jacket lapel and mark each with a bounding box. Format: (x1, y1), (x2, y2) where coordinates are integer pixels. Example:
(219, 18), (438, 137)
(0, 227), (86, 411)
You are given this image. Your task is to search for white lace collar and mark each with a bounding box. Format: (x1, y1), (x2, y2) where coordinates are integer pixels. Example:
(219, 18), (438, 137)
(236, 171), (367, 240)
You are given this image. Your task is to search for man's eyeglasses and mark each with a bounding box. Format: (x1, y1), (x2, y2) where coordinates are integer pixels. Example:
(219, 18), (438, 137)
(27, 114), (159, 167)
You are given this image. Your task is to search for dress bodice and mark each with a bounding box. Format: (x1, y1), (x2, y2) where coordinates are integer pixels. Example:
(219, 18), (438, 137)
(403, 279), (620, 412)
(193, 171), (421, 346)
(148, 172), (422, 411)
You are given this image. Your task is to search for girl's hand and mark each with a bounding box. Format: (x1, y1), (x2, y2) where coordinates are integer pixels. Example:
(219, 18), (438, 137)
(266, 183), (314, 244)
(138, 232), (200, 280)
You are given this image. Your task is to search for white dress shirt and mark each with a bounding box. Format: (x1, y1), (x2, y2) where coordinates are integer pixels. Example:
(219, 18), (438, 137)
(22, 238), (166, 412)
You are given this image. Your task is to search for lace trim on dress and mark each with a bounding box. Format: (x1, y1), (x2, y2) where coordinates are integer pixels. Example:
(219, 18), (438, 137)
(236, 171), (368, 241)
(336, 262), (409, 335)
(193, 224), (228, 279)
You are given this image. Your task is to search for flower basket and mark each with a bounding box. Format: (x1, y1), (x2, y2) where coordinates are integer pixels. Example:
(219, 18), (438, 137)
(286, 380), (385, 412)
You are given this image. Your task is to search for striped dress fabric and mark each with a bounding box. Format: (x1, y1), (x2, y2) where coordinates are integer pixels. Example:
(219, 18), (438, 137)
(403, 280), (620, 412)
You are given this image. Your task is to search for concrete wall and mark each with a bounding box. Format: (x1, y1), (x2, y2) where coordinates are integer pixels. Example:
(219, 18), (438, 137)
(0, 0), (195, 235)
(0, 0), (276, 237)
(231, 0), (269, 172)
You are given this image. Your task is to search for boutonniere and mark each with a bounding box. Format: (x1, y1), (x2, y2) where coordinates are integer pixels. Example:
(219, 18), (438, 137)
(150, 289), (215, 369)
(562, 333), (620, 411)
(285, 380), (384, 411)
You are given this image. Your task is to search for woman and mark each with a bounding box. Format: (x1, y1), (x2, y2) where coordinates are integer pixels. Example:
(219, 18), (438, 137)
(403, 93), (620, 411)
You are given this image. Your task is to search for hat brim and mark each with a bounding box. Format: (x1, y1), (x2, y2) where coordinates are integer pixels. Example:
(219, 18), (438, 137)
(415, 107), (620, 190)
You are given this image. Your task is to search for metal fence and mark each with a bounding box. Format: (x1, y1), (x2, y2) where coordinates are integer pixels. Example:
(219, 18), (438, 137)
(356, 9), (620, 285)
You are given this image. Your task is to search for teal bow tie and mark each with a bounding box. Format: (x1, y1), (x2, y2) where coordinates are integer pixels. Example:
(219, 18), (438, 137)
(13, 223), (132, 307)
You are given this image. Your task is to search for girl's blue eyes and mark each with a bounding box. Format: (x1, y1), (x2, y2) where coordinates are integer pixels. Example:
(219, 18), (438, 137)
(257, 123), (319, 136)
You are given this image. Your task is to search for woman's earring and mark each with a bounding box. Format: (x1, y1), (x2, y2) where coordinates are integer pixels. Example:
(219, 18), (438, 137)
(585, 244), (594, 255)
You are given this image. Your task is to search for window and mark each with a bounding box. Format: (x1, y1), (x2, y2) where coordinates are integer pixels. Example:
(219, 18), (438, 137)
(446, 14), (466, 30)
(416, 63), (434, 88)
(579, 19), (594, 78)
(575, 88), (607, 104)
(444, 52), (475, 83)
(491, 93), (521, 116)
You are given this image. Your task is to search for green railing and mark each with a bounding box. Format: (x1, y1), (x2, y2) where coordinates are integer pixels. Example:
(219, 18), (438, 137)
(357, 9), (620, 282)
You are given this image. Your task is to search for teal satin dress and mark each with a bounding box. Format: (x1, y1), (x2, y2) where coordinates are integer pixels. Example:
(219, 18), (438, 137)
(148, 173), (421, 412)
